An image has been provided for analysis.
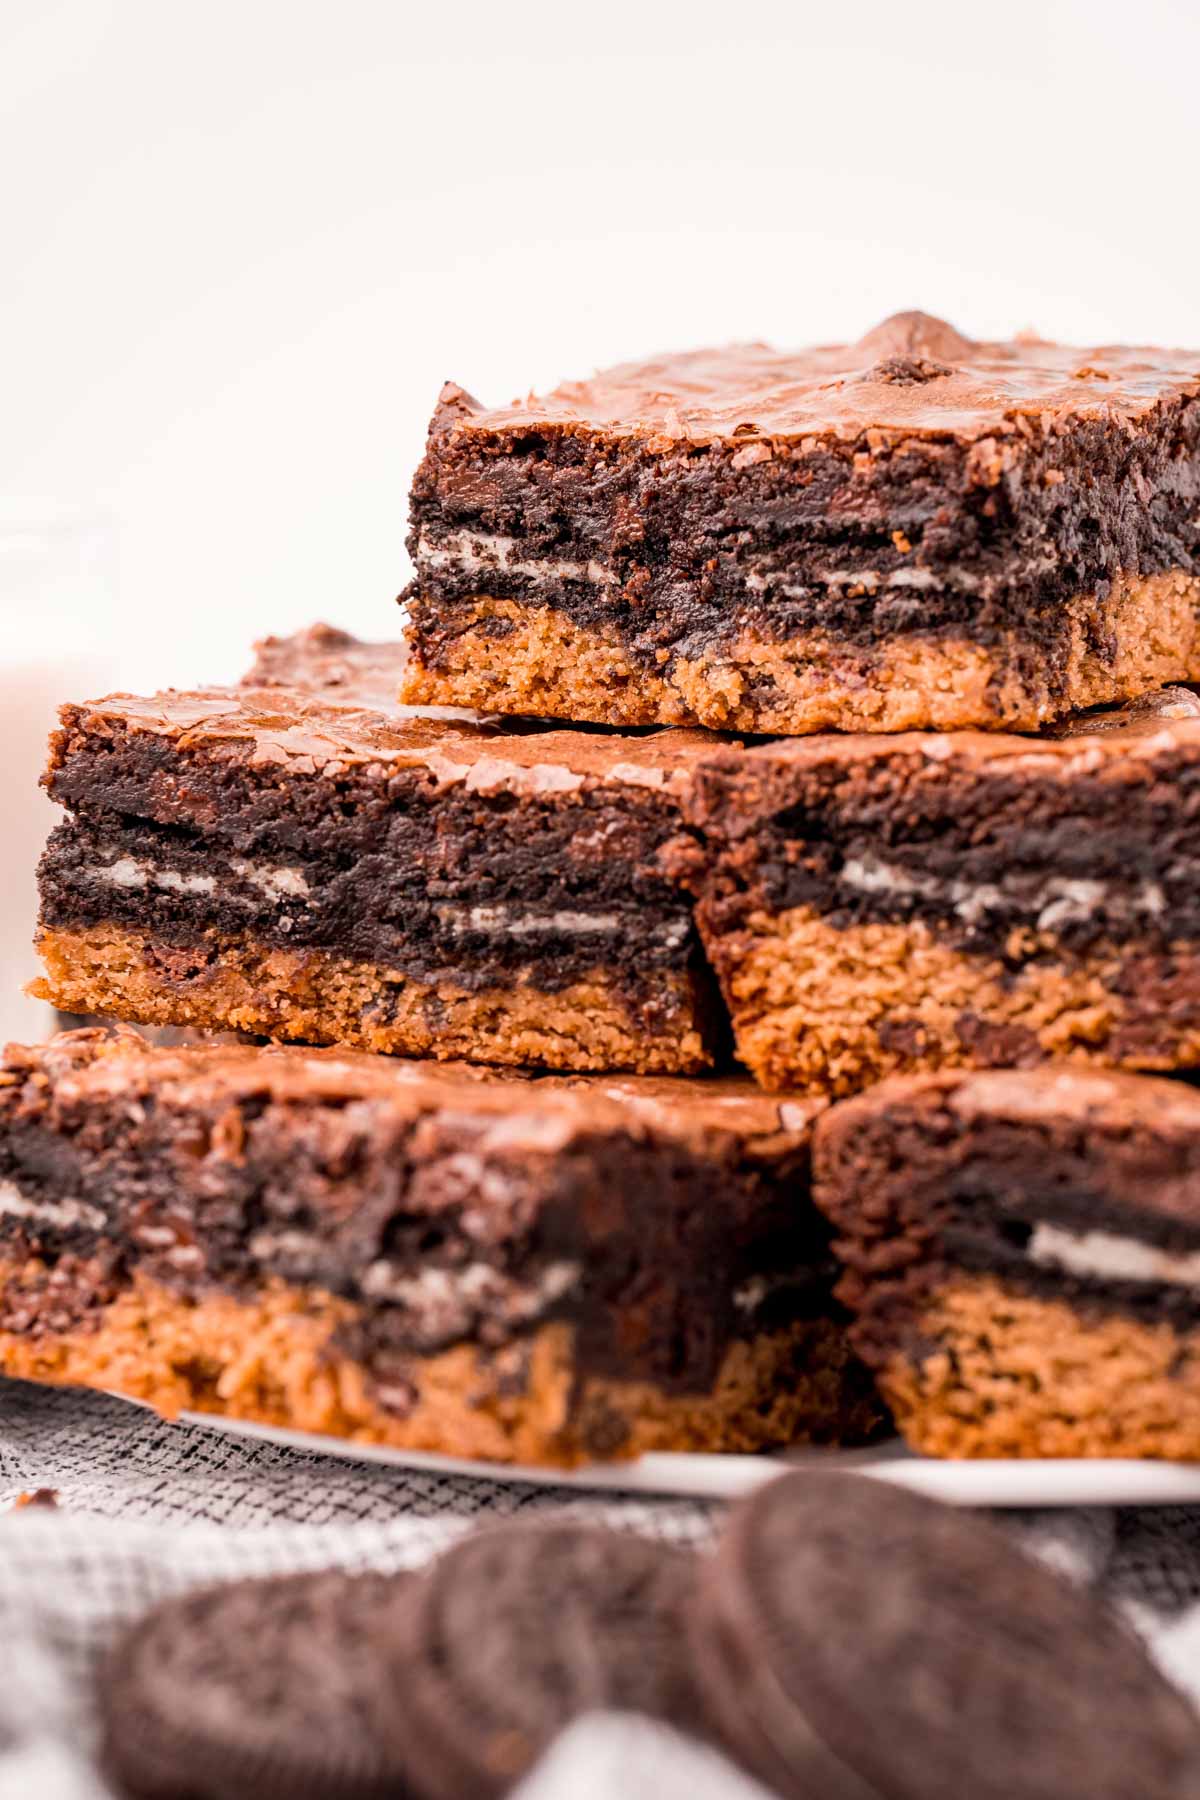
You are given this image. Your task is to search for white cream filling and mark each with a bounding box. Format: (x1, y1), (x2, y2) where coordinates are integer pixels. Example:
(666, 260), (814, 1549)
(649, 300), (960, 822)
(744, 565), (985, 597)
(0, 1180), (105, 1233)
(442, 904), (618, 939)
(87, 850), (687, 958)
(91, 850), (310, 902)
(360, 1257), (582, 1314)
(839, 853), (1164, 932)
(417, 531), (615, 587)
(436, 903), (689, 950)
(248, 1228), (325, 1262)
(1028, 1224), (1200, 1289)
(93, 856), (217, 897)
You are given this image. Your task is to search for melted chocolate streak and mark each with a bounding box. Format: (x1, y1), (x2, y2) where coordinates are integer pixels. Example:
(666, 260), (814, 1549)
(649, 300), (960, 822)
(408, 398), (1200, 664)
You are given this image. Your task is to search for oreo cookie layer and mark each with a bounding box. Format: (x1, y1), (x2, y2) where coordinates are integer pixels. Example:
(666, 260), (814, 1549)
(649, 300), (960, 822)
(673, 693), (1200, 1093)
(34, 627), (723, 1075)
(0, 1028), (883, 1466)
(813, 1068), (1200, 1459)
(403, 313), (1200, 733)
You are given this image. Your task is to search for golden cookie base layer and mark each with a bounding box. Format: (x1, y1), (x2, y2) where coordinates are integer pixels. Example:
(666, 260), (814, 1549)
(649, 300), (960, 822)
(0, 1260), (884, 1466)
(879, 1274), (1200, 1460)
(401, 569), (1200, 733)
(710, 905), (1200, 1095)
(33, 923), (712, 1076)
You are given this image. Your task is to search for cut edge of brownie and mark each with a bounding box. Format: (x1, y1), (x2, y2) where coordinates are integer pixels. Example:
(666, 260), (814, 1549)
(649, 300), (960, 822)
(402, 313), (1200, 732)
(0, 1030), (884, 1465)
(811, 1067), (1200, 1459)
(667, 696), (1200, 1093)
(34, 645), (727, 1075)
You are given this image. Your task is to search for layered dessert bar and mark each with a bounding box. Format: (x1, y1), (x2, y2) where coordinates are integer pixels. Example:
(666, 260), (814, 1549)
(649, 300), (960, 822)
(32, 630), (721, 1073)
(672, 687), (1200, 1093)
(812, 1067), (1200, 1459)
(0, 1029), (883, 1464)
(402, 310), (1200, 734)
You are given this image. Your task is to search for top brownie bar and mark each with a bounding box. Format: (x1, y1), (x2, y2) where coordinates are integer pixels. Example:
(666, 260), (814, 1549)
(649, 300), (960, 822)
(403, 310), (1200, 734)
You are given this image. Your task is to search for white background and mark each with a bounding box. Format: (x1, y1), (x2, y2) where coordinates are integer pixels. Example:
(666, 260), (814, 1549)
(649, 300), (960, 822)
(2, 0), (1199, 1033)
(3, 0), (1200, 689)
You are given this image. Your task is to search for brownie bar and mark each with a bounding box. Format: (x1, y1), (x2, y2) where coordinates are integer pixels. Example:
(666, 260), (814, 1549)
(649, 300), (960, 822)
(402, 311), (1200, 734)
(672, 687), (1200, 1093)
(0, 1029), (883, 1464)
(812, 1066), (1200, 1459)
(33, 628), (723, 1074)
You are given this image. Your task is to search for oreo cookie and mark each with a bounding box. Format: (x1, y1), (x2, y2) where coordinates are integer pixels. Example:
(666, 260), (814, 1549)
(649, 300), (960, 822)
(101, 1566), (413, 1799)
(692, 1472), (1200, 1800)
(379, 1522), (701, 1799)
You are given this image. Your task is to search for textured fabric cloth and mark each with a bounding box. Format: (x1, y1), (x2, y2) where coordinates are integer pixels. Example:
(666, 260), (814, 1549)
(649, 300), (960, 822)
(2, 1377), (1199, 1799)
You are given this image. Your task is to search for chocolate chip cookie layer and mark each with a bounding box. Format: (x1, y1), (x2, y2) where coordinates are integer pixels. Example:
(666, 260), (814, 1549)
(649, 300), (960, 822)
(34, 627), (722, 1074)
(403, 312), (1200, 733)
(672, 687), (1200, 1093)
(812, 1067), (1200, 1459)
(0, 1029), (883, 1465)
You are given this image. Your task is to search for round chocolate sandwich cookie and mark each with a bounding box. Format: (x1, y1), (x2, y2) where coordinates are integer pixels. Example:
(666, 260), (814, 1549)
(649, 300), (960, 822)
(379, 1522), (702, 1799)
(692, 1472), (1200, 1800)
(101, 1566), (414, 1799)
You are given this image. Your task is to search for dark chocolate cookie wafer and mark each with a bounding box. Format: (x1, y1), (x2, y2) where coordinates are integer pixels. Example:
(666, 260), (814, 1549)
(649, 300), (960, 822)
(101, 1567), (413, 1799)
(692, 1472), (1200, 1800)
(380, 1522), (702, 1798)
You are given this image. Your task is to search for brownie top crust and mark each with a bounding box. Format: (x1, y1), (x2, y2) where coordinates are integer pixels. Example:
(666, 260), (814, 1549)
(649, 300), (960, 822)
(691, 687), (1200, 790)
(816, 1066), (1200, 1236)
(47, 668), (719, 799)
(3, 1030), (818, 1154)
(921, 1064), (1200, 1143)
(439, 311), (1200, 449)
(244, 623), (416, 714)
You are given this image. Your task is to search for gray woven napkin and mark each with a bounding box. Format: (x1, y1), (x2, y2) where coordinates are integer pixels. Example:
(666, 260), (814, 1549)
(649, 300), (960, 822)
(2, 1376), (1199, 1798)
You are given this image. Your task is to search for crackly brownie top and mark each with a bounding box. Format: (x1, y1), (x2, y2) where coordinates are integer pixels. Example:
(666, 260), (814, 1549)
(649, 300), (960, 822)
(821, 1067), (1200, 1237)
(699, 686), (1200, 785)
(1, 1030), (816, 1152)
(243, 623), (486, 725)
(444, 310), (1200, 448)
(243, 623), (415, 713)
(48, 648), (719, 797)
(869, 1065), (1200, 1140)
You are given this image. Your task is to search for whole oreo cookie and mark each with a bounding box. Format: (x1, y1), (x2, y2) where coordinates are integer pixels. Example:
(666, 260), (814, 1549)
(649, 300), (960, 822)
(692, 1472), (1200, 1800)
(379, 1522), (701, 1799)
(101, 1567), (414, 1799)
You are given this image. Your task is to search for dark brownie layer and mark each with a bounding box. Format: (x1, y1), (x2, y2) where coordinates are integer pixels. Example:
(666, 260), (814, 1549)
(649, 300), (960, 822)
(812, 1068), (1200, 1345)
(407, 313), (1200, 671)
(0, 1032), (831, 1394)
(38, 637), (721, 1025)
(39, 781), (694, 996)
(677, 697), (1200, 959)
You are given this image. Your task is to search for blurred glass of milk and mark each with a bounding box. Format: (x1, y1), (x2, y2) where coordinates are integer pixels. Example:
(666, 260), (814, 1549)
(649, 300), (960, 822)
(0, 509), (118, 1042)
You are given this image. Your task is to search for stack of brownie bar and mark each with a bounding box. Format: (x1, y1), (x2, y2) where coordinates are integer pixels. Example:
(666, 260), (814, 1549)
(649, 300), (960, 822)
(6, 308), (1200, 1465)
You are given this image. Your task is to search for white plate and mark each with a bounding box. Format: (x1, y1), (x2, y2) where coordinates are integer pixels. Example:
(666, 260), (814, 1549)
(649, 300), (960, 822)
(174, 1409), (1200, 1508)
